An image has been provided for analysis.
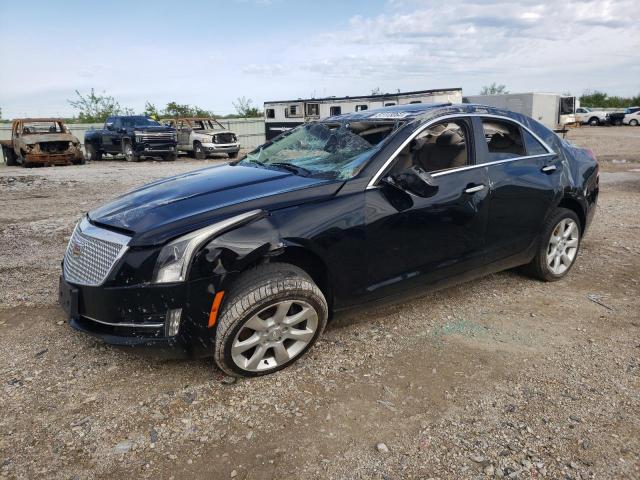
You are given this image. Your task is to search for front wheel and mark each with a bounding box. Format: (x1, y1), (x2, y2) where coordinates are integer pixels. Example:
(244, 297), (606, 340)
(630, 119), (639, 126)
(2, 146), (18, 166)
(193, 141), (206, 160)
(524, 208), (581, 281)
(214, 263), (328, 377)
(123, 142), (139, 162)
(588, 117), (599, 126)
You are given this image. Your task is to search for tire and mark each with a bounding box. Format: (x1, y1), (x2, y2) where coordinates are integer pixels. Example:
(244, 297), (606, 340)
(85, 144), (102, 161)
(228, 151), (239, 159)
(524, 208), (581, 282)
(630, 119), (639, 126)
(214, 263), (328, 377)
(123, 142), (139, 162)
(2, 146), (18, 166)
(588, 117), (600, 126)
(193, 141), (206, 160)
(162, 152), (177, 161)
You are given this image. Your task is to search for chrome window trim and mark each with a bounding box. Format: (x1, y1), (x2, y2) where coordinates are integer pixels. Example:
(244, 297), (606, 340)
(366, 113), (556, 189)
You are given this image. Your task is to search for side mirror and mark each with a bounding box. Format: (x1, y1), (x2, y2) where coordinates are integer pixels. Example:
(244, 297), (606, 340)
(119, 127), (127, 133)
(383, 166), (439, 198)
(106, 123), (114, 131)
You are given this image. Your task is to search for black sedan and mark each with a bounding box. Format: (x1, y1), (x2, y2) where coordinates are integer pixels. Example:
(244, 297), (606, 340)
(59, 103), (599, 377)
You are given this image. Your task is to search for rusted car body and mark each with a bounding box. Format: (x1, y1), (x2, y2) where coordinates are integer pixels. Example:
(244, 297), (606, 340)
(0, 118), (84, 167)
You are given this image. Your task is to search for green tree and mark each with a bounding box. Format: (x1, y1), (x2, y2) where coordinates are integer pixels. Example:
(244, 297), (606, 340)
(162, 102), (213, 118)
(143, 101), (160, 119)
(68, 89), (131, 123)
(232, 96), (261, 117)
(480, 83), (509, 95)
(579, 90), (640, 108)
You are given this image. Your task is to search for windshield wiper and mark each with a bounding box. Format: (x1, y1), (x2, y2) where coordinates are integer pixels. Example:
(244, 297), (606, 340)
(269, 162), (312, 177)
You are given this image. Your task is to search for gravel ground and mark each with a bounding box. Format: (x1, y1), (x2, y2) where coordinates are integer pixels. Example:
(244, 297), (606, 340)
(0, 130), (639, 480)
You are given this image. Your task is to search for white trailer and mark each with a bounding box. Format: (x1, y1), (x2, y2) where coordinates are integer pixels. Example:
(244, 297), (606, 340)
(464, 93), (577, 131)
(263, 88), (463, 140)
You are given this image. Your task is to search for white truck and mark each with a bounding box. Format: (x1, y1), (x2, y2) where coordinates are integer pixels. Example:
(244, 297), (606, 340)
(575, 107), (609, 126)
(163, 118), (240, 159)
(464, 92), (576, 131)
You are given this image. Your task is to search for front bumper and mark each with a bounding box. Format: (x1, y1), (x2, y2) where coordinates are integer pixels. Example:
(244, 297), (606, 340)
(59, 274), (219, 358)
(25, 152), (81, 166)
(133, 142), (177, 155)
(201, 142), (240, 154)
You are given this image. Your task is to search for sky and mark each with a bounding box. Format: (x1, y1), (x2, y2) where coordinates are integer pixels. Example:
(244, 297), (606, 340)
(0, 0), (638, 119)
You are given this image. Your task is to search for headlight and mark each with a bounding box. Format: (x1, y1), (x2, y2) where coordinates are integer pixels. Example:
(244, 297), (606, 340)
(135, 134), (143, 142)
(152, 209), (264, 283)
(172, 132), (177, 141)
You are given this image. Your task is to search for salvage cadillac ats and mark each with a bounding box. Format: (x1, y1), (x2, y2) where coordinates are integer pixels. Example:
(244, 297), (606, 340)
(59, 104), (599, 377)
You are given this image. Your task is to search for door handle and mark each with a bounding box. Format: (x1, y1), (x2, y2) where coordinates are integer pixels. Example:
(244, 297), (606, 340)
(541, 164), (557, 173)
(464, 184), (485, 194)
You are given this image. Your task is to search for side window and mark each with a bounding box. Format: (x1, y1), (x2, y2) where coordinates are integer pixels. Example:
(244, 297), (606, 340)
(409, 101), (422, 104)
(113, 117), (122, 130)
(355, 104), (368, 111)
(329, 106), (341, 116)
(285, 104), (302, 118)
(265, 108), (275, 119)
(480, 119), (525, 162)
(306, 103), (319, 117)
(522, 129), (549, 156)
(385, 102), (396, 107)
(391, 120), (470, 175)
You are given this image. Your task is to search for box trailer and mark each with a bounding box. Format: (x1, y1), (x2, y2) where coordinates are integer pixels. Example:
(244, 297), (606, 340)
(263, 87), (463, 140)
(463, 93), (576, 131)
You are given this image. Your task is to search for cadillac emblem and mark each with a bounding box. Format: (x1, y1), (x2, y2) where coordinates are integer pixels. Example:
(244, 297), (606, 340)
(71, 239), (83, 257)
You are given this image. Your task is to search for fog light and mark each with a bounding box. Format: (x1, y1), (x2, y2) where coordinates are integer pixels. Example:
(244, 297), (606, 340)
(165, 308), (182, 337)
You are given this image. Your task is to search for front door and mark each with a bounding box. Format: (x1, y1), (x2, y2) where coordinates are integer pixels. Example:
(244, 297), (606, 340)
(364, 117), (489, 298)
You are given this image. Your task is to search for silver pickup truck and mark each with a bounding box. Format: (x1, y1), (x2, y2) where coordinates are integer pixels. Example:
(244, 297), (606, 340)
(164, 118), (241, 159)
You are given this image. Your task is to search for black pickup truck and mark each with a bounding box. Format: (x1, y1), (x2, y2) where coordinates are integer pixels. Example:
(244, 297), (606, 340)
(84, 116), (178, 162)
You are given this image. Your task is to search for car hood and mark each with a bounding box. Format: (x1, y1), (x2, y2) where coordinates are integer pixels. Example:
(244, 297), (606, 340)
(88, 164), (344, 246)
(23, 133), (79, 144)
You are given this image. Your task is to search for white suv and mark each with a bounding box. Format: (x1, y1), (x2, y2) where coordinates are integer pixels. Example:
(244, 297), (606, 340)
(575, 107), (609, 126)
(165, 118), (241, 159)
(622, 107), (640, 126)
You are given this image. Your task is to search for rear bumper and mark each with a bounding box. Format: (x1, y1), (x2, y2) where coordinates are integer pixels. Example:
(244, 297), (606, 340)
(59, 274), (220, 359)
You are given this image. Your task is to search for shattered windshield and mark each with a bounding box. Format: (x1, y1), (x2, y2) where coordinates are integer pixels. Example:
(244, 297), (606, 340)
(240, 122), (397, 179)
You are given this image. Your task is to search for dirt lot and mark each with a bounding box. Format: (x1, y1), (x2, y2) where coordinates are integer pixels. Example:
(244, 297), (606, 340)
(1, 128), (639, 480)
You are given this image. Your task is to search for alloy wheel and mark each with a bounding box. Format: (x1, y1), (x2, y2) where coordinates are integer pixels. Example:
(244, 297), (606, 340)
(231, 300), (319, 372)
(546, 218), (579, 275)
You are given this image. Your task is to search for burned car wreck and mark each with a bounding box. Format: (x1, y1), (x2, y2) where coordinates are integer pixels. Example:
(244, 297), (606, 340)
(1, 118), (85, 167)
(59, 103), (599, 377)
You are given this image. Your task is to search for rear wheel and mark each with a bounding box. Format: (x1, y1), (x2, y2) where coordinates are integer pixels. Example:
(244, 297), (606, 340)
(193, 141), (206, 160)
(588, 117), (600, 126)
(524, 208), (581, 281)
(123, 142), (139, 162)
(85, 144), (102, 161)
(630, 119), (639, 126)
(2, 146), (18, 166)
(214, 263), (328, 377)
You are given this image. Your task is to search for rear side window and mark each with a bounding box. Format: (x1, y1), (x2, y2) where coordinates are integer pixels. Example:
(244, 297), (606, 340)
(330, 106), (342, 116)
(265, 108), (275, 119)
(522, 129), (549, 156)
(481, 119), (525, 162)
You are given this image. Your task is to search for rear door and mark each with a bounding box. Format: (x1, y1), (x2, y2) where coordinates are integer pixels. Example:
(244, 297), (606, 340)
(477, 116), (561, 264)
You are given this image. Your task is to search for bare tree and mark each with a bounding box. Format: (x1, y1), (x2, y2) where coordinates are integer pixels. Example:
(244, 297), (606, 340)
(232, 97), (262, 117)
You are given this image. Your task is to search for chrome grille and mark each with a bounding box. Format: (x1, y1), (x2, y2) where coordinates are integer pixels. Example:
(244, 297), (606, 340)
(63, 219), (130, 286)
(141, 132), (175, 142)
